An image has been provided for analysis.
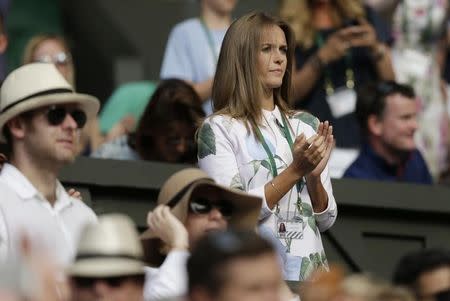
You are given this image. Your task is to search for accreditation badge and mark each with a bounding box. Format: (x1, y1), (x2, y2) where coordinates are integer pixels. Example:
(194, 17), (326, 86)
(276, 211), (304, 240)
(326, 87), (357, 118)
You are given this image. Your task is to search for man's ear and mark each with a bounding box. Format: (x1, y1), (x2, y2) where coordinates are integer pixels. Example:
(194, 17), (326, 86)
(367, 115), (382, 137)
(189, 286), (216, 301)
(7, 116), (27, 140)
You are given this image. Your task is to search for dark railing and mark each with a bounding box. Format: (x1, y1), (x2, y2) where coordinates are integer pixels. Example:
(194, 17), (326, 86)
(60, 157), (450, 280)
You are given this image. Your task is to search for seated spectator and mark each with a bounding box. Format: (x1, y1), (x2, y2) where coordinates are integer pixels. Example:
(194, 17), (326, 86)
(141, 168), (261, 301)
(0, 63), (99, 266)
(22, 34), (104, 154)
(392, 248), (450, 301)
(344, 81), (433, 184)
(160, 0), (237, 115)
(91, 79), (205, 164)
(69, 214), (146, 301)
(187, 230), (284, 301)
(98, 80), (157, 136)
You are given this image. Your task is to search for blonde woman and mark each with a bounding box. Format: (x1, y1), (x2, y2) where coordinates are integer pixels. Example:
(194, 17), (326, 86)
(198, 11), (337, 281)
(280, 0), (395, 148)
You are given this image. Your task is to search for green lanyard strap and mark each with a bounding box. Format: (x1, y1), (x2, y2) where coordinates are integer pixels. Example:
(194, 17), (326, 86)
(255, 113), (305, 192)
(199, 18), (219, 63)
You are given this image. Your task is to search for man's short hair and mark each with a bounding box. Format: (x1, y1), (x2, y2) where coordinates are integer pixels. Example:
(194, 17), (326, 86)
(187, 230), (274, 296)
(356, 81), (415, 136)
(392, 248), (450, 289)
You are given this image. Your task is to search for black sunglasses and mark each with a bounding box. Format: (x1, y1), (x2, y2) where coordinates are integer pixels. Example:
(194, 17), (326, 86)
(189, 197), (233, 219)
(72, 275), (143, 288)
(44, 105), (87, 128)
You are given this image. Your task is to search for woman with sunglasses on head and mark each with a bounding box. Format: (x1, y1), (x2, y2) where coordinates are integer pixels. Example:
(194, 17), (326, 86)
(91, 79), (205, 164)
(197, 12), (337, 281)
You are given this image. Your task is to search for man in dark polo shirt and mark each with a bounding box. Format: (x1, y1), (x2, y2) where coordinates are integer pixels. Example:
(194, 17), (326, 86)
(344, 81), (432, 184)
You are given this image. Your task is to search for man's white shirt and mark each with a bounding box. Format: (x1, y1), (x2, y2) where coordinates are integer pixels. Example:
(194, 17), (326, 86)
(0, 163), (97, 266)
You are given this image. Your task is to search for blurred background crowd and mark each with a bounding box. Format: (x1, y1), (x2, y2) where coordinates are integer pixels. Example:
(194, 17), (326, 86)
(0, 0), (450, 301)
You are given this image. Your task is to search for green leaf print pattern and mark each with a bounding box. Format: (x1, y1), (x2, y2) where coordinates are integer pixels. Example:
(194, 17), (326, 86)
(301, 203), (313, 217)
(308, 216), (318, 235)
(197, 123), (216, 159)
(292, 111), (320, 132)
(230, 173), (245, 191)
(299, 252), (329, 281)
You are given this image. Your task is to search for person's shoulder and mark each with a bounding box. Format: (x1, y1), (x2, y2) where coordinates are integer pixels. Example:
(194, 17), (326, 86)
(171, 18), (201, 35)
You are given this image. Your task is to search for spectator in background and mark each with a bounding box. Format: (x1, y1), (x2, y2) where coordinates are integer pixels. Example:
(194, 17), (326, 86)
(187, 230), (284, 301)
(141, 168), (262, 301)
(344, 81), (432, 184)
(393, 248), (450, 301)
(91, 79), (205, 164)
(391, 0), (450, 181)
(22, 34), (106, 155)
(0, 63), (99, 266)
(160, 0), (237, 115)
(279, 0), (395, 148)
(69, 214), (146, 301)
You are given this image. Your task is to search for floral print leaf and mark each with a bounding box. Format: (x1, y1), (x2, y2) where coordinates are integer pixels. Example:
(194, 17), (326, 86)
(261, 160), (271, 171)
(301, 203), (313, 217)
(274, 155), (288, 168)
(321, 251), (329, 269)
(308, 216), (318, 235)
(198, 123), (216, 159)
(292, 111), (320, 132)
(299, 256), (314, 281)
(230, 173), (245, 191)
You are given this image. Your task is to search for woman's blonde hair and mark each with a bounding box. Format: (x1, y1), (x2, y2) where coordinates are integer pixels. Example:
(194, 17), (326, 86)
(279, 0), (365, 49)
(212, 11), (295, 136)
(22, 34), (75, 85)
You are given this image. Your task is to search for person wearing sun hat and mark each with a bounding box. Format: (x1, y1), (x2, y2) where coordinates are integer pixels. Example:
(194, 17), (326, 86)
(0, 63), (100, 267)
(69, 214), (146, 301)
(141, 167), (262, 301)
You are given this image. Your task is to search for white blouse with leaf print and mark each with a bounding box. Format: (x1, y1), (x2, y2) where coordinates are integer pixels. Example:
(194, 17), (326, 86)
(198, 105), (337, 280)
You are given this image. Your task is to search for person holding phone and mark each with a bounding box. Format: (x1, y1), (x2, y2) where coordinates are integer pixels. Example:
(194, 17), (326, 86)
(197, 12), (337, 281)
(280, 0), (395, 149)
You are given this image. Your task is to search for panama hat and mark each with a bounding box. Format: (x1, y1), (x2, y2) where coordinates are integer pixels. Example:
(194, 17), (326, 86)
(69, 214), (145, 278)
(141, 168), (262, 266)
(0, 63), (100, 143)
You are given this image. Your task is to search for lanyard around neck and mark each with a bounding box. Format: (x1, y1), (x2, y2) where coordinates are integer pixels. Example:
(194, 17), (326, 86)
(199, 18), (219, 63)
(316, 33), (355, 95)
(256, 112), (293, 177)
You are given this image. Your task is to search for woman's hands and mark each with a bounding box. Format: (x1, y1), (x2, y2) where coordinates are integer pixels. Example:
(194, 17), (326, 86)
(146, 205), (189, 251)
(291, 121), (334, 179)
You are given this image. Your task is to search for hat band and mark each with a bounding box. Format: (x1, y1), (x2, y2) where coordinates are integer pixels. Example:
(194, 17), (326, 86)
(166, 177), (212, 208)
(1, 88), (74, 114)
(76, 253), (143, 261)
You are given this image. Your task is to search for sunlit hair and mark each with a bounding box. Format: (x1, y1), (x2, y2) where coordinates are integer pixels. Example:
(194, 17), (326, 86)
(279, 0), (365, 49)
(212, 11), (295, 136)
(22, 34), (75, 86)
(134, 78), (205, 162)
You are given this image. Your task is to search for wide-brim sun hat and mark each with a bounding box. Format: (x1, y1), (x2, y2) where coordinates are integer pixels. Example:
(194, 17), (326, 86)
(141, 168), (262, 266)
(69, 214), (146, 278)
(0, 63), (100, 143)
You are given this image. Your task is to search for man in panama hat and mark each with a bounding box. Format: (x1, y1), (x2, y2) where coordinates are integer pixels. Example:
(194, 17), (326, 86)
(0, 63), (100, 266)
(141, 167), (262, 301)
(69, 214), (146, 301)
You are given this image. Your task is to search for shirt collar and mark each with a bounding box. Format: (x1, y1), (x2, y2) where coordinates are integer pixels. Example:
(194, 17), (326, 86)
(0, 163), (74, 211)
(262, 105), (284, 126)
